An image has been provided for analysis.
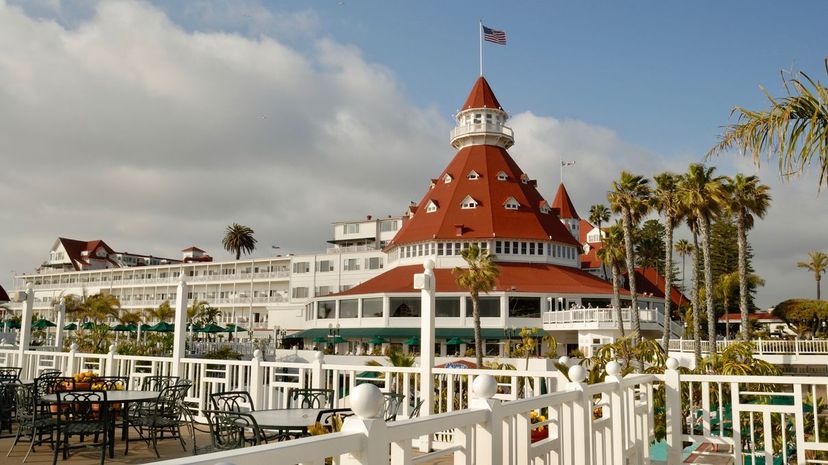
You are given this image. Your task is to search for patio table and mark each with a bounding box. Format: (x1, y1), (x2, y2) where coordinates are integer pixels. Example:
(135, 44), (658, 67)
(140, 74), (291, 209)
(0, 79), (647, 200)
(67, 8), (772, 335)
(247, 408), (351, 434)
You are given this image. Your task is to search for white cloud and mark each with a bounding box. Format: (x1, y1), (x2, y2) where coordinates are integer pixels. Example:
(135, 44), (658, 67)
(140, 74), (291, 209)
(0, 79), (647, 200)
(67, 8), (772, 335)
(0, 1), (823, 310)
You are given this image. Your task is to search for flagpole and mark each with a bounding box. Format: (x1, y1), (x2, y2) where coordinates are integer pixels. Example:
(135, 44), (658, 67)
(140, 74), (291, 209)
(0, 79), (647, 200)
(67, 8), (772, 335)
(560, 160), (564, 185)
(479, 20), (483, 76)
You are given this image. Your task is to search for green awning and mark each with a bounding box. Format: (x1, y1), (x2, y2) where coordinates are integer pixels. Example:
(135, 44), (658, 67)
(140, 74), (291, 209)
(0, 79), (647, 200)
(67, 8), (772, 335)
(63, 323), (77, 330)
(111, 324), (132, 332)
(32, 319), (57, 329)
(290, 327), (517, 340)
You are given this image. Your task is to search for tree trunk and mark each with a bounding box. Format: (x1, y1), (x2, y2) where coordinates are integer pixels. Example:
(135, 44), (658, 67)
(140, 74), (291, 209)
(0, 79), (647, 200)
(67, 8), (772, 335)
(818, 275), (822, 300)
(472, 293), (483, 368)
(724, 293), (730, 340)
(622, 210), (641, 341)
(692, 231), (701, 367)
(737, 212), (750, 340)
(662, 216), (674, 349)
(700, 215), (717, 355)
(236, 249), (241, 260)
(612, 264), (624, 337)
(598, 219), (608, 280)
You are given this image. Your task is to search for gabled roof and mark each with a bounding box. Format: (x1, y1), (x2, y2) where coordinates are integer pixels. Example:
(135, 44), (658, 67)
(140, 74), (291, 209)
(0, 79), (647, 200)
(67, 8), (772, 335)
(461, 76), (503, 111)
(629, 267), (689, 309)
(581, 242), (604, 269)
(57, 237), (117, 270)
(181, 246), (205, 253)
(335, 263), (627, 296)
(387, 145), (580, 247)
(551, 183), (579, 219)
(0, 284), (9, 303)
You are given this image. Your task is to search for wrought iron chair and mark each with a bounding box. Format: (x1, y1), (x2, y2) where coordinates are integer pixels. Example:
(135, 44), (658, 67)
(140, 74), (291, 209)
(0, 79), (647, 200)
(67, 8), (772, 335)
(38, 369), (62, 378)
(200, 409), (269, 452)
(287, 388), (334, 409)
(91, 376), (129, 391)
(408, 398), (425, 419)
(127, 381), (192, 458)
(140, 375), (180, 392)
(6, 383), (55, 462)
(381, 392), (405, 421)
(209, 391), (255, 412)
(314, 408), (354, 434)
(0, 367), (22, 382)
(51, 391), (110, 465)
(0, 380), (17, 434)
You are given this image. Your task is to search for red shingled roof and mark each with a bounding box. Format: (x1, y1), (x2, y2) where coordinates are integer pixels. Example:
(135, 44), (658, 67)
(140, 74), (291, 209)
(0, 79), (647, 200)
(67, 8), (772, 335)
(630, 267), (688, 309)
(0, 284), (9, 303)
(551, 184), (579, 219)
(336, 262), (626, 296)
(461, 76), (502, 111)
(388, 144), (580, 248)
(58, 237), (117, 270)
(581, 243), (604, 269)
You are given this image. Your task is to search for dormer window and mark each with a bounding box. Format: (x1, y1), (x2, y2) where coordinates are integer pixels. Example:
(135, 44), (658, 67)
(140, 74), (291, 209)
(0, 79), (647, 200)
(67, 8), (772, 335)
(429, 179), (437, 190)
(520, 173), (529, 185)
(426, 200), (438, 213)
(539, 200), (550, 214)
(496, 171), (508, 181)
(460, 195), (479, 209)
(443, 174), (453, 184)
(504, 197), (520, 210)
(467, 170), (480, 180)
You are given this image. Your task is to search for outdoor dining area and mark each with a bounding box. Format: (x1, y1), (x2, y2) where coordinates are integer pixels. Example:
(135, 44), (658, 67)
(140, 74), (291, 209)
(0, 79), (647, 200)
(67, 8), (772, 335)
(0, 367), (419, 465)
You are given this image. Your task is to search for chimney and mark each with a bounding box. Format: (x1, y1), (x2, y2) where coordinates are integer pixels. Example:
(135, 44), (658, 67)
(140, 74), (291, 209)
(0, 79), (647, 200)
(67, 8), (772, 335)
(367, 215), (372, 220)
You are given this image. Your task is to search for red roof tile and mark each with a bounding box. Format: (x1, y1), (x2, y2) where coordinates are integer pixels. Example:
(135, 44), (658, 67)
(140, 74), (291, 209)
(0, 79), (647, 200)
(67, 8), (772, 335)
(551, 184), (579, 219)
(630, 267), (689, 308)
(461, 76), (502, 111)
(388, 145), (580, 248)
(581, 243), (604, 269)
(335, 262), (626, 296)
(578, 219), (595, 244)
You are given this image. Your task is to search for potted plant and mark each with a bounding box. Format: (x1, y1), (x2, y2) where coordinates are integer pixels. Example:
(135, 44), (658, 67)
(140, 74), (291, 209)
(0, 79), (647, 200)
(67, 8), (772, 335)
(530, 410), (548, 442)
(73, 371), (97, 390)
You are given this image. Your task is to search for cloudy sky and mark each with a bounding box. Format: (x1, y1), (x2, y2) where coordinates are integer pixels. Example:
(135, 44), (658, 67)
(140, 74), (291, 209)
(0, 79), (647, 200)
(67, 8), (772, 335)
(0, 0), (826, 308)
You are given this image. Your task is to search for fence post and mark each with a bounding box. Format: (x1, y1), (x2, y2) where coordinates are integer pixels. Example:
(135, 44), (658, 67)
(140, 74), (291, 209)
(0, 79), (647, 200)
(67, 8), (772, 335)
(664, 357), (683, 465)
(469, 374), (502, 465)
(66, 343), (79, 377)
(105, 344), (116, 376)
(249, 349), (263, 408)
(311, 351), (324, 389)
(795, 338), (800, 356)
(339, 384), (388, 465)
(567, 365), (592, 465)
(606, 361), (626, 465)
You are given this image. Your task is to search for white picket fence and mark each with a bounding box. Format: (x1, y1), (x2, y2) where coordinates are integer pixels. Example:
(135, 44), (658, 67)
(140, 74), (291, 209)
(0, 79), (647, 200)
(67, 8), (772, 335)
(668, 338), (828, 355)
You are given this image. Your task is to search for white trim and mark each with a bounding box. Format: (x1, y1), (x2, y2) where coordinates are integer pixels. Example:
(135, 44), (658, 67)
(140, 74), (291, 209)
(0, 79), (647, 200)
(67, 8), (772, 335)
(504, 196), (520, 210)
(425, 200), (438, 213)
(460, 195), (479, 209)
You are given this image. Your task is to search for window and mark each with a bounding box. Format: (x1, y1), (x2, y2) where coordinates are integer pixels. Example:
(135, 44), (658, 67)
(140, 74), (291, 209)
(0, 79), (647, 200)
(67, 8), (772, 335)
(446, 242), (454, 256)
(317, 260), (334, 272)
(340, 299), (358, 318)
(365, 257), (383, 270)
(467, 170), (480, 180)
(504, 241), (511, 254)
(380, 220), (398, 232)
(344, 258), (359, 271)
(504, 197), (520, 210)
(362, 298), (383, 318)
(390, 297), (421, 317)
(520, 242), (527, 254)
(443, 174), (453, 184)
(437, 243), (444, 255)
(291, 287), (309, 299)
(529, 242), (536, 255)
(292, 262), (310, 273)
(495, 241), (502, 254)
(467, 297), (501, 317)
(316, 286), (333, 296)
(460, 195), (479, 209)
(344, 223), (360, 234)
(496, 171), (508, 181)
(317, 300), (336, 319)
(539, 201), (550, 214)
(508, 297), (541, 318)
(426, 200), (438, 213)
(436, 298), (460, 317)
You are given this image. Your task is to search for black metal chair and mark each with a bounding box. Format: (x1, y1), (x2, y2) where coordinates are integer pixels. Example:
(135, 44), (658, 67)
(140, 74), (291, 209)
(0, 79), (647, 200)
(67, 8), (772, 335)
(91, 377), (129, 391)
(0, 367), (22, 382)
(381, 392), (405, 421)
(408, 398), (425, 419)
(140, 375), (180, 392)
(38, 370), (62, 378)
(6, 383), (55, 462)
(287, 388), (334, 409)
(210, 391), (255, 412)
(0, 380), (17, 434)
(200, 409), (269, 451)
(51, 391), (109, 465)
(34, 375), (74, 402)
(314, 408), (354, 433)
(127, 382), (192, 458)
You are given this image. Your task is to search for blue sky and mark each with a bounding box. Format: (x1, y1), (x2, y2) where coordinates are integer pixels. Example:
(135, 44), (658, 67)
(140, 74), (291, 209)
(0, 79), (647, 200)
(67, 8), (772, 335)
(1, 0), (826, 307)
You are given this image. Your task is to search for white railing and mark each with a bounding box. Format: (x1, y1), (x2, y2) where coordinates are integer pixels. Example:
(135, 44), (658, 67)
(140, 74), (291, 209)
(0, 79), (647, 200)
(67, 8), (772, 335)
(24, 271), (291, 290)
(543, 306), (684, 336)
(326, 244), (375, 254)
(450, 122), (514, 142)
(668, 337), (828, 355)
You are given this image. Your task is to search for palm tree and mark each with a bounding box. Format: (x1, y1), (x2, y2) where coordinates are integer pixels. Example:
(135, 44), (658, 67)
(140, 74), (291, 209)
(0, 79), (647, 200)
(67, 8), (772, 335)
(798, 251), (828, 300)
(223, 223), (257, 260)
(651, 172), (684, 349)
(608, 171), (651, 341)
(708, 59), (828, 189)
(674, 240), (693, 298)
(453, 245), (500, 367)
(685, 215), (702, 366)
(714, 271), (740, 340)
(680, 164), (727, 355)
(597, 224), (626, 337)
(725, 174), (771, 340)
(589, 204), (611, 279)
(146, 300), (175, 323)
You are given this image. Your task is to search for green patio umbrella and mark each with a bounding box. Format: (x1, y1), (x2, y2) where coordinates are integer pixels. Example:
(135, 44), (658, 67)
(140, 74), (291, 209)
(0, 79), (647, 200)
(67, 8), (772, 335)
(63, 323), (77, 331)
(6, 320), (21, 329)
(188, 323), (202, 332)
(312, 336), (328, 344)
(148, 321), (174, 332)
(224, 324), (247, 333)
(80, 321), (96, 330)
(403, 336), (420, 345)
(111, 324), (132, 332)
(329, 336), (347, 344)
(139, 324), (152, 331)
(125, 324), (138, 332)
(198, 323), (225, 334)
(368, 336), (387, 345)
(445, 337), (467, 345)
(32, 319), (57, 329)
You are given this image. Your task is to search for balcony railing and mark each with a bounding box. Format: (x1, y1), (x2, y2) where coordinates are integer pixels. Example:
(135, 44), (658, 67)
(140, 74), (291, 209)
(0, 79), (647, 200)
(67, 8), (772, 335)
(543, 306), (684, 336)
(668, 337), (828, 355)
(450, 122), (514, 142)
(23, 271), (291, 289)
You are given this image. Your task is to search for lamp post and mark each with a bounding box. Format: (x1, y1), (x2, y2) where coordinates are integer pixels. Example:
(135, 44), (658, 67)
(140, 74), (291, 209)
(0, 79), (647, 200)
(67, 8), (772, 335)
(275, 327), (287, 349)
(327, 323), (341, 354)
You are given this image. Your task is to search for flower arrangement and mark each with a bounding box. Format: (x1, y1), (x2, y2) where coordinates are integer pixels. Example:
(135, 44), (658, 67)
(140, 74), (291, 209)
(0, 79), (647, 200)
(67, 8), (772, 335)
(73, 371), (97, 383)
(530, 410), (548, 442)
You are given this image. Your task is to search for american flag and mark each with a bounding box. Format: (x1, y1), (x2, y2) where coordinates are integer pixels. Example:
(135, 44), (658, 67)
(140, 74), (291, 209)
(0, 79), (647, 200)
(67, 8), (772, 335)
(482, 25), (506, 45)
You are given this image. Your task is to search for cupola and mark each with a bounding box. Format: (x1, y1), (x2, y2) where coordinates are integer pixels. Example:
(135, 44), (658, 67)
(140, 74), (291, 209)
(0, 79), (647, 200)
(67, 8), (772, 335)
(450, 77), (514, 150)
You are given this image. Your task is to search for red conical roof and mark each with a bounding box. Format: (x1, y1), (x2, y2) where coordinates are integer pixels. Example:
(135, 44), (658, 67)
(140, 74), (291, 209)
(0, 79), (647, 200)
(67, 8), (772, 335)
(552, 183), (579, 219)
(461, 76), (503, 111)
(388, 145), (580, 247)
